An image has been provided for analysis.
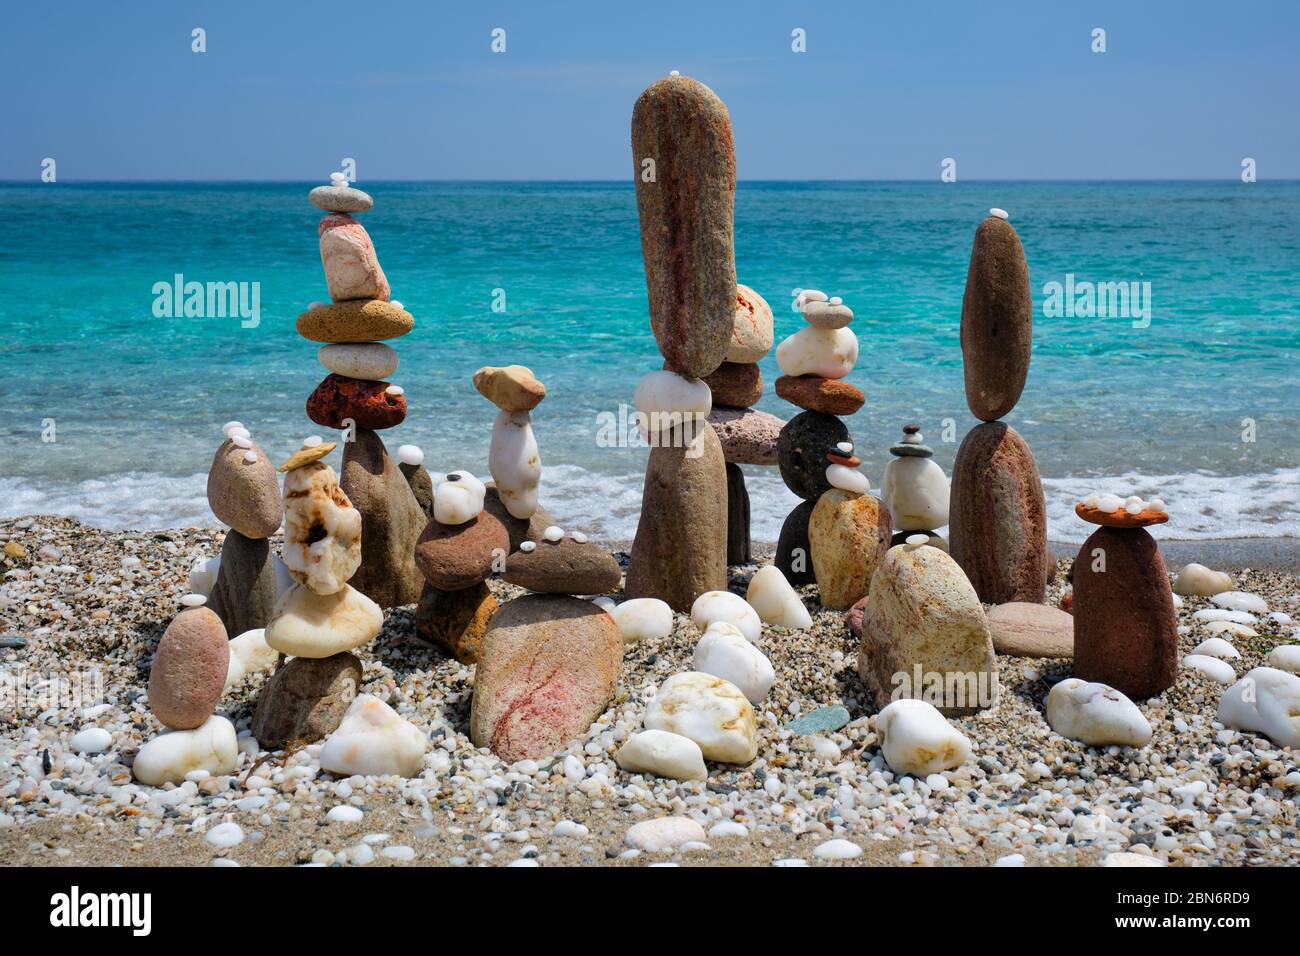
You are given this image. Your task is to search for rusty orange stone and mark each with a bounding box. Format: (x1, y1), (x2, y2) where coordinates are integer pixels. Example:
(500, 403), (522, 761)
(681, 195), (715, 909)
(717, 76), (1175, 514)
(1074, 501), (1169, 528)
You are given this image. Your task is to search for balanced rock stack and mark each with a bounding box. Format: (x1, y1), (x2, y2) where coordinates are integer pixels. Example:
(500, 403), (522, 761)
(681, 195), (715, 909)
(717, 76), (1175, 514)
(296, 174), (423, 609)
(703, 286), (777, 565)
(136, 593), (237, 785)
(882, 423), (950, 549)
(773, 290), (888, 606)
(624, 73), (734, 611)
(948, 209), (1049, 604)
(205, 421), (285, 634)
(1071, 493), (1178, 698)
(251, 443), (384, 749)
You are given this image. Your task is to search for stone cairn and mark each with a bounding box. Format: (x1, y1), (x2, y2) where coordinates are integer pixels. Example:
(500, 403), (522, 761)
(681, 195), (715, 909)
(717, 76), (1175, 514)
(703, 286), (778, 564)
(297, 173), (425, 610)
(881, 423), (950, 550)
(623, 73), (734, 612)
(205, 421), (284, 635)
(1071, 493), (1178, 699)
(948, 209), (1049, 604)
(772, 290), (889, 607)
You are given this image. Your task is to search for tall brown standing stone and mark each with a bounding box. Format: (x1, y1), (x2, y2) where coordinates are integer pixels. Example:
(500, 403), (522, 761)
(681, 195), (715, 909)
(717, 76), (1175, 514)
(251, 651), (363, 748)
(949, 421), (1048, 604)
(960, 215), (1033, 422)
(415, 581), (497, 664)
(208, 530), (279, 636)
(1073, 526), (1178, 699)
(341, 428), (425, 607)
(632, 74), (736, 379)
(725, 462), (751, 566)
(625, 422), (728, 611)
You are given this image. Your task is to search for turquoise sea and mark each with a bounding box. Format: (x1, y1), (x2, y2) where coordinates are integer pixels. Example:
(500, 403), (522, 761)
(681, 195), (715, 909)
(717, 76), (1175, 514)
(1, 181), (1297, 542)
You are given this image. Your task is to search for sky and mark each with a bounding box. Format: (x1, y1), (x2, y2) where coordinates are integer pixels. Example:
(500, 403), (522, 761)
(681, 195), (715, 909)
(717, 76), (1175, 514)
(3, 0), (1297, 181)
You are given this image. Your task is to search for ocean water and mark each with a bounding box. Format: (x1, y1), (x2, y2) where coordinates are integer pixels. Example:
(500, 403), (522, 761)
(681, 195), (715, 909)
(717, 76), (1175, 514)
(1, 181), (1297, 543)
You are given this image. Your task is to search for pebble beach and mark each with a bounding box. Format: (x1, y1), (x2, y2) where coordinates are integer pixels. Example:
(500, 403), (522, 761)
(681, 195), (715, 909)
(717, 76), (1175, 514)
(2, 515), (1296, 868)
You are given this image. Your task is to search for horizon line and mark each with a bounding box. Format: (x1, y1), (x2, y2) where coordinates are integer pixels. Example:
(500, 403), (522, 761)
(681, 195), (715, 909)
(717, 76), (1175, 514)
(1, 177), (1294, 185)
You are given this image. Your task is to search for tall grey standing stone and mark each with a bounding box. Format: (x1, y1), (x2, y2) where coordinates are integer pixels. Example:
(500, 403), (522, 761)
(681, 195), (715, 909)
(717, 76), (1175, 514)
(632, 74), (736, 379)
(341, 428), (425, 607)
(209, 530), (278, 636)
(625, 423), (728, 612)
(961, 214), (1033, 422)
(725, 462), (751, 565)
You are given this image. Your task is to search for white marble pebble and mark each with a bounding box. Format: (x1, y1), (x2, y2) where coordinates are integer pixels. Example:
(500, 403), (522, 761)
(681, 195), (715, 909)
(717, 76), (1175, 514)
(70, 727), (112, 754)
(552, 820), (589, 839)
(1266, 645), (1300, 674)
(1084, 494), (1099, 508)
(1046, 679), (1152, 747)
(670, 70), (681, 76)
(691, 589), (762, 642)
(797, 289), (828, 308)
(877, 699), (972, 776)
(610, 597), (674, 643)
(227, 426), (251, 441)
(385, 385), (404, 396)
(1193, 608), (1258, 626)
(243, 451), (258, 464)
(326, 805), (364, 823)
(303, 435), (323, 448)
(222, 421), (244, 437)
(809, 737), (841, 761)
(347, 843), (375, 865)
(205, 822), (244, 848)
(1124, 496), (1143, 515)
(693, 622), (774, 703)
(707, 821), (749, 839)
(591, 595), (616, 612)
(836, 441), (853, 454)
(827, 463), (870, 495)
(904, 533), (929, 549)
(1270, 611), (1293, 626)
(1218, 667), (1300, 747)
(1183, 654), (1235, 684)
(543, 526), (564, 542)
(615, 729), (707, 782)
(813, 838), (862, 860)
(397, 444), (424, 467)
(1148, 497), (1166, 513)
(745, 565), (812, 629)
(1191, 637), (1240, 660)
(519, 541), (537, 553)
(180, 593), (207, 608)
(381, 845), (416, 861)
(390, 300), (403, 310)
(212, 858), (240, 868)
(989, 207), (1009, 219)
(508, 858), (540, 867)
(828, 295), (843, 306)
(231, 434), (252, 450)
(633, 370), (711, 433)
(432, 470), (486, 525)
(330, 172), (347, 183)
(1211, 591), (1268, 614)
(1095, 494), (1122, 513)
(625, 816), (706, 852)
(994, 854), (1026, 867)
(569, 531), (588, 544)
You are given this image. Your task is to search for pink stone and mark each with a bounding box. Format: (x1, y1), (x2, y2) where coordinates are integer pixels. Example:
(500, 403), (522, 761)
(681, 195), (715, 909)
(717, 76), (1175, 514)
(318, 213), (390, 303)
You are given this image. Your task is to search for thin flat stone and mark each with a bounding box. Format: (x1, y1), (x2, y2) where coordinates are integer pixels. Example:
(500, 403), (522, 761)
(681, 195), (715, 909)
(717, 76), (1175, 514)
(280, 442), (337, 472)
(784, 704), (850, 735)
(889, 442), (934, 458)
(310, 184), (373, 213)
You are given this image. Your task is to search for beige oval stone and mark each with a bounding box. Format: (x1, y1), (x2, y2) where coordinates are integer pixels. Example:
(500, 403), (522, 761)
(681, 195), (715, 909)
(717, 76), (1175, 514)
(725, 284), (774, 363)
(473, 364), (546, 412)
(987, 601), (1074, 658)
(808, 489), (892, 611)
(296, 299), (414, 343)
(148, 606), (230, 730)
(206, 438), (282, 539)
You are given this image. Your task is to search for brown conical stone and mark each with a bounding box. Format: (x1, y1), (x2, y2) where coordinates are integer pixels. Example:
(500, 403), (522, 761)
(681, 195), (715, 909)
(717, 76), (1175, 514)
(484, 485), (557, 554)
(208, 530), (279, 636)
(775, 499), (817, 587)
(625, 422), (728, 612)
(725, 462), (751, 566)
(414, 581), (497, 664)
(960, 215), (1033, 421)
(341, 428), (425, 607)
(632, 74), (736, 378)
(400, 461), (435, 519)
(949, 421), (1047, 604)
(251, 651), (363, 749)
(1072, 526), (1178, 699)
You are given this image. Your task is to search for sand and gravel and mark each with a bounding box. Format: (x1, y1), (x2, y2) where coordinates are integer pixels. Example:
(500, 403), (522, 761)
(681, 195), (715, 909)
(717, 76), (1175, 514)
(1, 515), (1297, 867)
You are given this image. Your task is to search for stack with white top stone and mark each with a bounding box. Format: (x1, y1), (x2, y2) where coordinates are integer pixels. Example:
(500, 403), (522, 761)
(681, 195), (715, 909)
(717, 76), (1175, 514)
(623, 73), (734, 611)
(296, 173), (424, 608)
(882, 423), (950, 549)
(701, 285), (778, 564)
(948, 208), (1049, 604)
(772, 290), (890, 609)
(249, 439), (384, 749)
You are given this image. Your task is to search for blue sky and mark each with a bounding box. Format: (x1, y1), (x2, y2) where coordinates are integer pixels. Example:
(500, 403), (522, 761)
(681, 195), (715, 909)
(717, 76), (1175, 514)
(3, 0), (1297, 180)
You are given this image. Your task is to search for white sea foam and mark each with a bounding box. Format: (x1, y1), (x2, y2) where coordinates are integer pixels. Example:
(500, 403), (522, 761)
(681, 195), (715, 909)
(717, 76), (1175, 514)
(1, 466), (1296, 544)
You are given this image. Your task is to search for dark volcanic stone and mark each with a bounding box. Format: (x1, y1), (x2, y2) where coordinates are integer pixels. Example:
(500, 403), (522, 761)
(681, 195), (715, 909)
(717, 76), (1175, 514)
(777, 411), (850, 500)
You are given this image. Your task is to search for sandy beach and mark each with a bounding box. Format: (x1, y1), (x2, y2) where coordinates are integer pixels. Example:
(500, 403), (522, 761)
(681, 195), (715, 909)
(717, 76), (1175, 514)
(2, 515), (1296, 868)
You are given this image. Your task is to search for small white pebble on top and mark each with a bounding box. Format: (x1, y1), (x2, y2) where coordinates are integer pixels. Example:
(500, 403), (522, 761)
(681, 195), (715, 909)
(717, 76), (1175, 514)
(989, 207), (1009, 220)
(243, 451), (258, 464)
(205, 822), (244, 848)
(390, 300), (404, 310)
(904, 534), (930, 549)
(222, 421), (244, 437)
(385, 385), (404, 396)
(231, 434), (252, 450)
(569, 531), (588, 544)
(180, 593), (207, 608)
(836, 441), (853, 454)
(303, 435), (323, 447)
(520, 541), (537, 553)
(308, 301), (325, 310)
(397, 444), (424, 466)
(543, 526), (564, 542)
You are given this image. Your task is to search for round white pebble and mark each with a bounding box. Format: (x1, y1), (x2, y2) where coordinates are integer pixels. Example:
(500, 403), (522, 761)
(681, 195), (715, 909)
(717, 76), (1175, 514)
(326, 805), (364, 823)
(836, 441), (853, 454)
(385, 385), (404, 396)
(989, 207), (1009, 219)
(243, 450), (258, 464)
(397, 444), (424, 466)
(70, 727), (112, 754)
(231, 435), (252, 450)
(205, 822), (245, 848)
(904, 533), (930, 548)
(222, 421), (244, 437)
(569, 531), (588, 544)
(814, 838), (862, 860)
(543, 526), (564, 542)
(180, 593), (207, 607)
(520, 541), (537, 553)
(390, 300), (403, 310)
